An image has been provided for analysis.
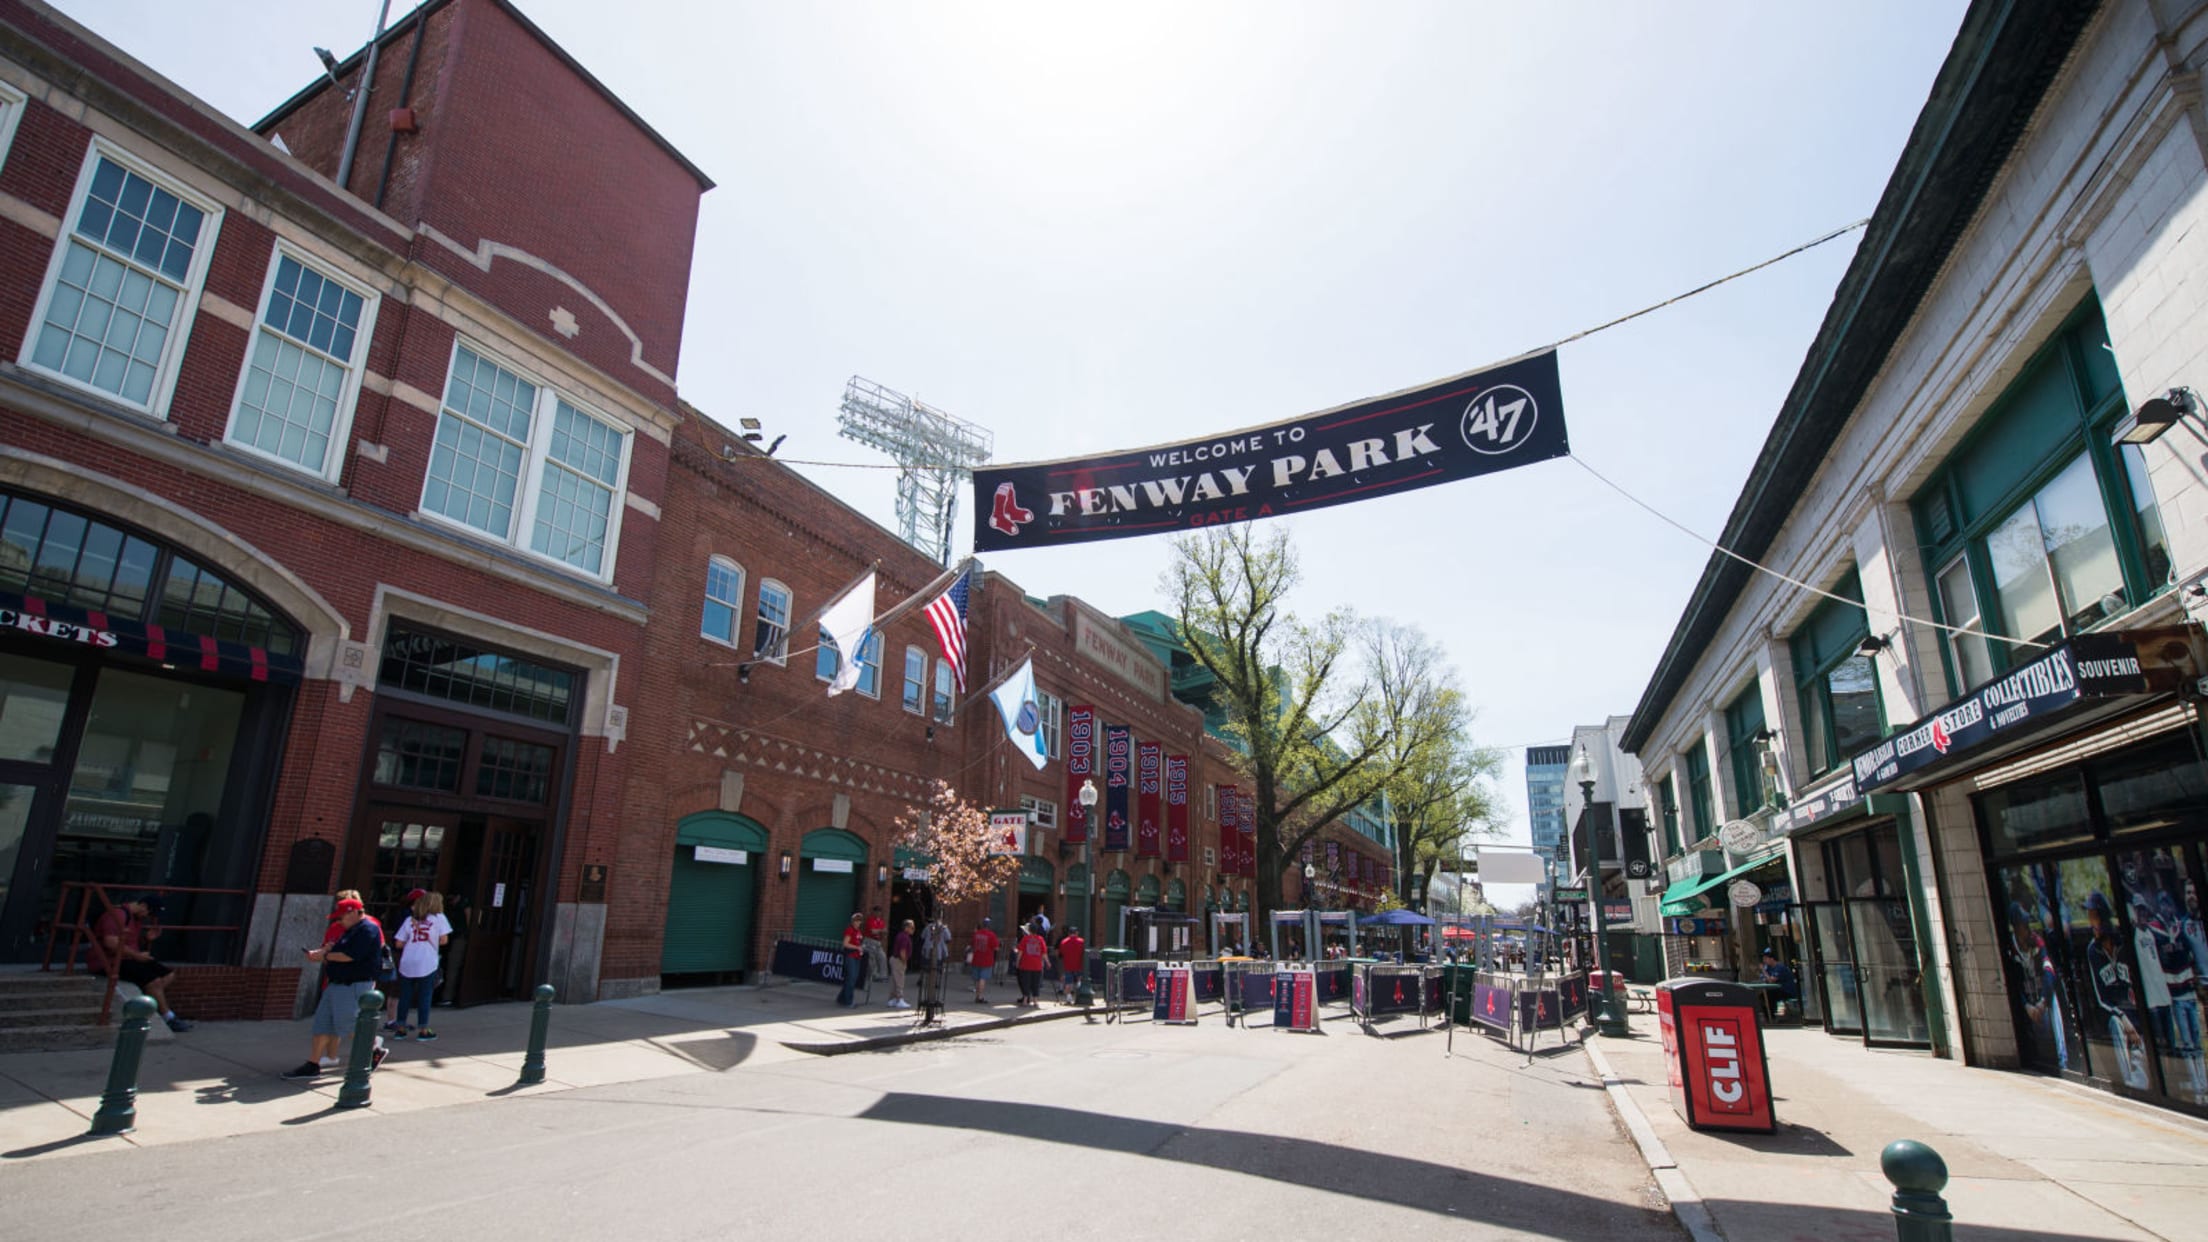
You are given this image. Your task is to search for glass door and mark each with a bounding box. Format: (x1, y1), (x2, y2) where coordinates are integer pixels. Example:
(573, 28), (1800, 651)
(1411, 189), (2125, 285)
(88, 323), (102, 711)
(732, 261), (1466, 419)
(1848, 895), (1931, 1045)
(0, 651), (82, 958)
(1804, 900), (1861, 1035)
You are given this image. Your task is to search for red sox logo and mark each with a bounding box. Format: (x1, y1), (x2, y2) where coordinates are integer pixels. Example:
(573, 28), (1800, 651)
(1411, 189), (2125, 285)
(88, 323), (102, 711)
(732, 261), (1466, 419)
(1930, 718), (1953, 754)
(989, 483), (1035, 536)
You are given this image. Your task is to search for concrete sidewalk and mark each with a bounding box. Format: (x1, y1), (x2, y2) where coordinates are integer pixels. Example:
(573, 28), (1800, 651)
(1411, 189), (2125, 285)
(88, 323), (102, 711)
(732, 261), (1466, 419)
(0, 979), (1084, 1162)
(1584, 1010), (2208, 1241)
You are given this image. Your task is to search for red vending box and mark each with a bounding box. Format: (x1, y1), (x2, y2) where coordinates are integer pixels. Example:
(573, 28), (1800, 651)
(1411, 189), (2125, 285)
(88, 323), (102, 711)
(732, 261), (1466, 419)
(1655, 979), (1774, 1133)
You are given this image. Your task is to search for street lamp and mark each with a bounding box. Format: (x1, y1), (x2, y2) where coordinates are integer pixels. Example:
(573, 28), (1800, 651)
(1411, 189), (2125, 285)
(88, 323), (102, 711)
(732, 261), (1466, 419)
(1076, 779), (1100, 1009)
(1574, 745), (1628, 1037)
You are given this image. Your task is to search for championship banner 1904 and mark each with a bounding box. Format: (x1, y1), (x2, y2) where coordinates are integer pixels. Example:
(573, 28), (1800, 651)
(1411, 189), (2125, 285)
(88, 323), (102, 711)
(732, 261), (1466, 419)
(1136, 742), (1162, 857)
(1103, 724), (1132, 852)
(1164, 754), (1190, 862)
(972, 350), (1569, 550)
(1065, 704), (1094, 844)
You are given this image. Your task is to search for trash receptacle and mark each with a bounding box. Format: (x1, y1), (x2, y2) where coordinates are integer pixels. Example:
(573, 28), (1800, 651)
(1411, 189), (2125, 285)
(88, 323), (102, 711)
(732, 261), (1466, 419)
(1655, 979), (1774, 1133)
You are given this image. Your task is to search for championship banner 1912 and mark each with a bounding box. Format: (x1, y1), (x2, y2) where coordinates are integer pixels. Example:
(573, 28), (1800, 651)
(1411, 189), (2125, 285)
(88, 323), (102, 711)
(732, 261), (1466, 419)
(1164, 754), (1189, 862)
(1136, 741), (1162, 857)
(1103, 724), (1132, 852)
(1065, 704), (1094, 844)
(972, 350), (1569, 551)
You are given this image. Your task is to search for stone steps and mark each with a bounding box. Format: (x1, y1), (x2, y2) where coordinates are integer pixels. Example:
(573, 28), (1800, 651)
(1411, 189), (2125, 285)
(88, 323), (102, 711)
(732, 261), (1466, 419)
(0, 973), (116, 1053)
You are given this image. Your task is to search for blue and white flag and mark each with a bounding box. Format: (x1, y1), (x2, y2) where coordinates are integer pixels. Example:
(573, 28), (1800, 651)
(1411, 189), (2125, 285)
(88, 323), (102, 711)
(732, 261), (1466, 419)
(988, 656), (1050, 771)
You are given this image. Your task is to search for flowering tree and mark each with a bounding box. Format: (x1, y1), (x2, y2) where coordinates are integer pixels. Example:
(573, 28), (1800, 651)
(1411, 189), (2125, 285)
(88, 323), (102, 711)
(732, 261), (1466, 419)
(894, 781), (1020, 918)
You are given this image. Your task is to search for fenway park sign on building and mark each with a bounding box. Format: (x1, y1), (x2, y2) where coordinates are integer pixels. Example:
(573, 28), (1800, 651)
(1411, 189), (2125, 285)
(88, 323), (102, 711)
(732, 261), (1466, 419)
(972, 351), (1570, 550)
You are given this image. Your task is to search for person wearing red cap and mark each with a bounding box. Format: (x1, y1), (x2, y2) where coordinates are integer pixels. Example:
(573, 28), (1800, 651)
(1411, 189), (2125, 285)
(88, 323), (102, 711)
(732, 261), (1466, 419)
(286, 896), (385, 1080)
(391, 890), (451, 1040)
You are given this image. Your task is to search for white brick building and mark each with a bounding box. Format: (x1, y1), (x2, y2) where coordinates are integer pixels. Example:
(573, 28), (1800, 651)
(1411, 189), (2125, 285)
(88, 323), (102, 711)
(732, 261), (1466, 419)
(1623, 0), (2208, 1117)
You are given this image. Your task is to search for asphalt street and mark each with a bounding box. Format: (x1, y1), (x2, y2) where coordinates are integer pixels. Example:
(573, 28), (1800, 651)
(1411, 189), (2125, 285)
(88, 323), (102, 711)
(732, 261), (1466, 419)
(1, 1013), (1681, 1241)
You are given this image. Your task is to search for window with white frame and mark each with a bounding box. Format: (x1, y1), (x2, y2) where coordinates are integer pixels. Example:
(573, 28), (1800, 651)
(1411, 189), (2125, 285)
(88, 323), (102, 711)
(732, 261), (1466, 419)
(22, 142), (222, 414)
(902, 646), (926, 714)
(1034, 687), (1063, 759)
(0, 81), (26, 176)
(752, 579), (790, 663)
(225, 246), (377, 479)
(420, 342), (631, 577)
(1021, 795), (1058, 831)
(701, 557), (742, 644)
(931, 659), (954, 722)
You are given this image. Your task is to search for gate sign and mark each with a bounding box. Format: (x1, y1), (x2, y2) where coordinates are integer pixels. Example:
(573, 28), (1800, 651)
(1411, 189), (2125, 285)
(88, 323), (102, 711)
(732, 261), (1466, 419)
(988, 809), (1028, 856)
(972, 351), (1569, 550)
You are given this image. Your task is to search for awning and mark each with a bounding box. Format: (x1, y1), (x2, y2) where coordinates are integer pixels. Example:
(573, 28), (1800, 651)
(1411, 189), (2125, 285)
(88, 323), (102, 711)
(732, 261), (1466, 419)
(1659, 853), (1784, 918)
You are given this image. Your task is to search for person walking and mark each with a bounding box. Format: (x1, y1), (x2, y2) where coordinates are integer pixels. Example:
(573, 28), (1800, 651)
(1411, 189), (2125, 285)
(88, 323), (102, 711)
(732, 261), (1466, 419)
(286, 898), (384, 1080)
(390, 890), (451, 1040)
(1057, 925), (1086, 1005)
(1014, 921), (1048, 1008)
(838, 912), (865, 1008)
(888, 918), (914, 1009)
(968, 917), (1000, 1003)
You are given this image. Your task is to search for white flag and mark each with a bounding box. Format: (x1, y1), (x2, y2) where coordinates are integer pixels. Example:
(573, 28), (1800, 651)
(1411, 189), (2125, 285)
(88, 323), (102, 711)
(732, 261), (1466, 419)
(989, 655), (1050, 770)
(819, 571), (877, 697)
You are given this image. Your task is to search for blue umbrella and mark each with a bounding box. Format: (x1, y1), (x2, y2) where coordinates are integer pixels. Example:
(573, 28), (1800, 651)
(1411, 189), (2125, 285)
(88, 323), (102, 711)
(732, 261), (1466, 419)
(1358, 908), (1435, 926)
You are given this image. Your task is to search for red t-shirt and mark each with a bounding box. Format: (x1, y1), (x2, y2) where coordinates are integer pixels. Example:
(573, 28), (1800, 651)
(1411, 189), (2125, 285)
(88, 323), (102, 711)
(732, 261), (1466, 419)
(970, 928), (999, 967)
(1016, 934), (1047, 972)
(87, 907), (138, 974)
(865, 915), (886, 940)
(842, 925), (865, 957)
(1058, 935), (1086, 973)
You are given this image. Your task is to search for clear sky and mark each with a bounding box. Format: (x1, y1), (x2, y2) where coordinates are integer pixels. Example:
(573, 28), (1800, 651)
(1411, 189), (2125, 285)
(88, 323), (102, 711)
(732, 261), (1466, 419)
(54, 0), (1969, 907)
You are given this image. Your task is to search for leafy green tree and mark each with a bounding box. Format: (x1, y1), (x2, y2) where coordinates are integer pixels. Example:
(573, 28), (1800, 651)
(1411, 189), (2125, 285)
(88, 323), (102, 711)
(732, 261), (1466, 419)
(1165, 525), (1469, 921)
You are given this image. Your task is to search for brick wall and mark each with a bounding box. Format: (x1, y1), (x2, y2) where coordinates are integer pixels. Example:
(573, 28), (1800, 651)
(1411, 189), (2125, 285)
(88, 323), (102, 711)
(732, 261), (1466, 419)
(170, 965), (304, 1022)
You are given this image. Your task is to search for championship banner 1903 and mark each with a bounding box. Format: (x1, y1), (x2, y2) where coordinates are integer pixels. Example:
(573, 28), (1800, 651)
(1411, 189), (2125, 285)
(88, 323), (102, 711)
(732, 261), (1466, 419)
(1164, 754), (1190, 862)
(972, 350), (1569, 551)
(1103, 724), (1132, 852)
(1136, 741), (1162, 857)
(1064, 704), (1094, 844)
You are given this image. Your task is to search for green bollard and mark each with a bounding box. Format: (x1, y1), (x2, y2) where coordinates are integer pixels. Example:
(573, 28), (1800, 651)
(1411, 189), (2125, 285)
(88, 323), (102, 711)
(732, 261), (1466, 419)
(87, 996), (158, 1137)
(517, 983), (554, 1085)
(335, 988), (383, 1110)
(1881, 1139), (1954, 1242)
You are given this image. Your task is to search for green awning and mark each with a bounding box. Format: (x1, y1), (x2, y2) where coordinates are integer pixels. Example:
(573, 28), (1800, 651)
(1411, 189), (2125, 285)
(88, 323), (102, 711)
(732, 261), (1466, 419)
(1658, 854), (1783, 917)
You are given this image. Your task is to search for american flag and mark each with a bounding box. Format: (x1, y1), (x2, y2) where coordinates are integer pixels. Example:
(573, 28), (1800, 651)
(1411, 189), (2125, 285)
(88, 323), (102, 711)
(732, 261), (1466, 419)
(923, 566), (973, 691)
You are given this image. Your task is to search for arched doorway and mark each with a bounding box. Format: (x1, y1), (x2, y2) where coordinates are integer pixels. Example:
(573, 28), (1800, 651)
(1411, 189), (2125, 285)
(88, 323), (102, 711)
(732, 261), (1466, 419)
(1062, 863), (1090, 939)
(795, 828), (866, 942)
(1165, 877), (1186, 912)
(1136, 874), (1161, 907)
(1015, 856), (1054, 930)
(661, 812), (766, 985)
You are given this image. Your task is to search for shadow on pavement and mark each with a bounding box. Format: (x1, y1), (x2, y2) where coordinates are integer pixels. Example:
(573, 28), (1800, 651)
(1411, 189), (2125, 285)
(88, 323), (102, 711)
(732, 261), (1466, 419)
(857, 1090), (1671, 1234)
(3, 1132), (117, 1159)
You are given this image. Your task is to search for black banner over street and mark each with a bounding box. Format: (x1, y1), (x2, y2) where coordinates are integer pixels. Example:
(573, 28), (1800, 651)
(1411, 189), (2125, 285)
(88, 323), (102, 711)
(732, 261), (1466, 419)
(971, 350), (1569, 551)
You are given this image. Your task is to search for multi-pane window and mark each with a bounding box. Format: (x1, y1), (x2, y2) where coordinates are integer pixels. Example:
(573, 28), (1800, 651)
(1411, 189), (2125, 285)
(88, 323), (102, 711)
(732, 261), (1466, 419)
(377, 624), (576, 726)
(1684, 743), (1714, 842)
(23, 146), (219, 412)
(0, 81), (25, 175)
(1021, 795), (1058, 831)
(1791, 572), (1884, 777)
(1724, 687), (1767, 816)
(752, 579), (790, 664)
(1035, 688), (1063, 758)
(701, 557), (742, 644)
(814, 627), (881, 696)
(932, 659), (955, 722)
(1658, 775), (1681, 857)
(226, 249), (375, 478)
(421, 343), (630, 578)
(902, 646), (926, 714)
(1913, 303), (2171, 693)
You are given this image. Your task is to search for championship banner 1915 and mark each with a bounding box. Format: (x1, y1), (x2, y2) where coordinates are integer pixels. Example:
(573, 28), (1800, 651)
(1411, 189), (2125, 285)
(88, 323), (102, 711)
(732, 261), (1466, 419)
(972, 350), (1568, 550)
(1103, 725), (1132, 852)
(1136, 741), (1162, 857)
(1164, 753), (1190, 862)
(1065, 704), (1094, 844)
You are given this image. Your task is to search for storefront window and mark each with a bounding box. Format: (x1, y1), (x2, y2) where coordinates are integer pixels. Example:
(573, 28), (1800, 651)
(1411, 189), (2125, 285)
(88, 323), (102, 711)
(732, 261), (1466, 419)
(2093, 737), (2208, 836)
(0, 652), (73, 764)
(1996, 863), (2087, 1074)
(0, 784), (35, 923)
(1979, 769), (2093, 855)
(2111, 844), (2208, 1104)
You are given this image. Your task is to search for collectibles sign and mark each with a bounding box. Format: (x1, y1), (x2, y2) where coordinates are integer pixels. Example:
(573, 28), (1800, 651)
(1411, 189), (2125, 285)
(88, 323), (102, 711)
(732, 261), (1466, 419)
(1850, 633), (2149, 792)
(1136, 742), (1163, 857)
(972, 351), (1570, 550)
(1103, 725), (1132, 851)
(1064, 705), (1095, 843)
(1164, 754), (1190, 861)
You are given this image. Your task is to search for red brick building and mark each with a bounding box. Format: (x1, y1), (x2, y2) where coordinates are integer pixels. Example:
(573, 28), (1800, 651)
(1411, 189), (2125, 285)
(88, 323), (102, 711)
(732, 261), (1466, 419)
(0, 0), (706, 1017)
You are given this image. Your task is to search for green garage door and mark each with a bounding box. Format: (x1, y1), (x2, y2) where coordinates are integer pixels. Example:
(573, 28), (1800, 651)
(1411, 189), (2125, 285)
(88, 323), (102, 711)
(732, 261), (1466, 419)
(662, 813), (767, 974)
(1101, 869), (1130, 947)
(794, 827), (868, 942)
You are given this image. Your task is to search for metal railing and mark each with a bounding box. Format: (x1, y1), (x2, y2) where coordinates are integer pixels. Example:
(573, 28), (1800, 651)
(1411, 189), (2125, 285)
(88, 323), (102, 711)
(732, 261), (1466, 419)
(40, 882), (251, 1024)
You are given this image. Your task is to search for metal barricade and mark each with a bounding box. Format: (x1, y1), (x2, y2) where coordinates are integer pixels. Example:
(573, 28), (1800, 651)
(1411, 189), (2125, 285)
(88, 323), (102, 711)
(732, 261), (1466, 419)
(1105, 959), (1162, 1024)
(1221, 959), (1275, 1027)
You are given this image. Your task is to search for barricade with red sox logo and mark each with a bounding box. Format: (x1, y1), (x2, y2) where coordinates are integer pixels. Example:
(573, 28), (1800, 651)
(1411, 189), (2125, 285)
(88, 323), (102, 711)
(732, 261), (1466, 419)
(1656, 979), (1776, 1133)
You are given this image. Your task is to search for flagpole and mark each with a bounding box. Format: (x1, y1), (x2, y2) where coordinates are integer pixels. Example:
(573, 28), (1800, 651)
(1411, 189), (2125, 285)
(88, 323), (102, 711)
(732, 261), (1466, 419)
(951, 642), (1037, 721)
(873, 555), (974, 633)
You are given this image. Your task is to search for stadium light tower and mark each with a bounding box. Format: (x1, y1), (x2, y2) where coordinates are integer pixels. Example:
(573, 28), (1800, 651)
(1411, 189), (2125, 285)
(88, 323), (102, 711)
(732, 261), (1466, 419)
(837, 376), (994, 566)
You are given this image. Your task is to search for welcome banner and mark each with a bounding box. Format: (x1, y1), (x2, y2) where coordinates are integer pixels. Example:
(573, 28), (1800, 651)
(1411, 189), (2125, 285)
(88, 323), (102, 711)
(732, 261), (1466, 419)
(1103, 724), (1132, 852)
(973, 351), (1568, 551)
